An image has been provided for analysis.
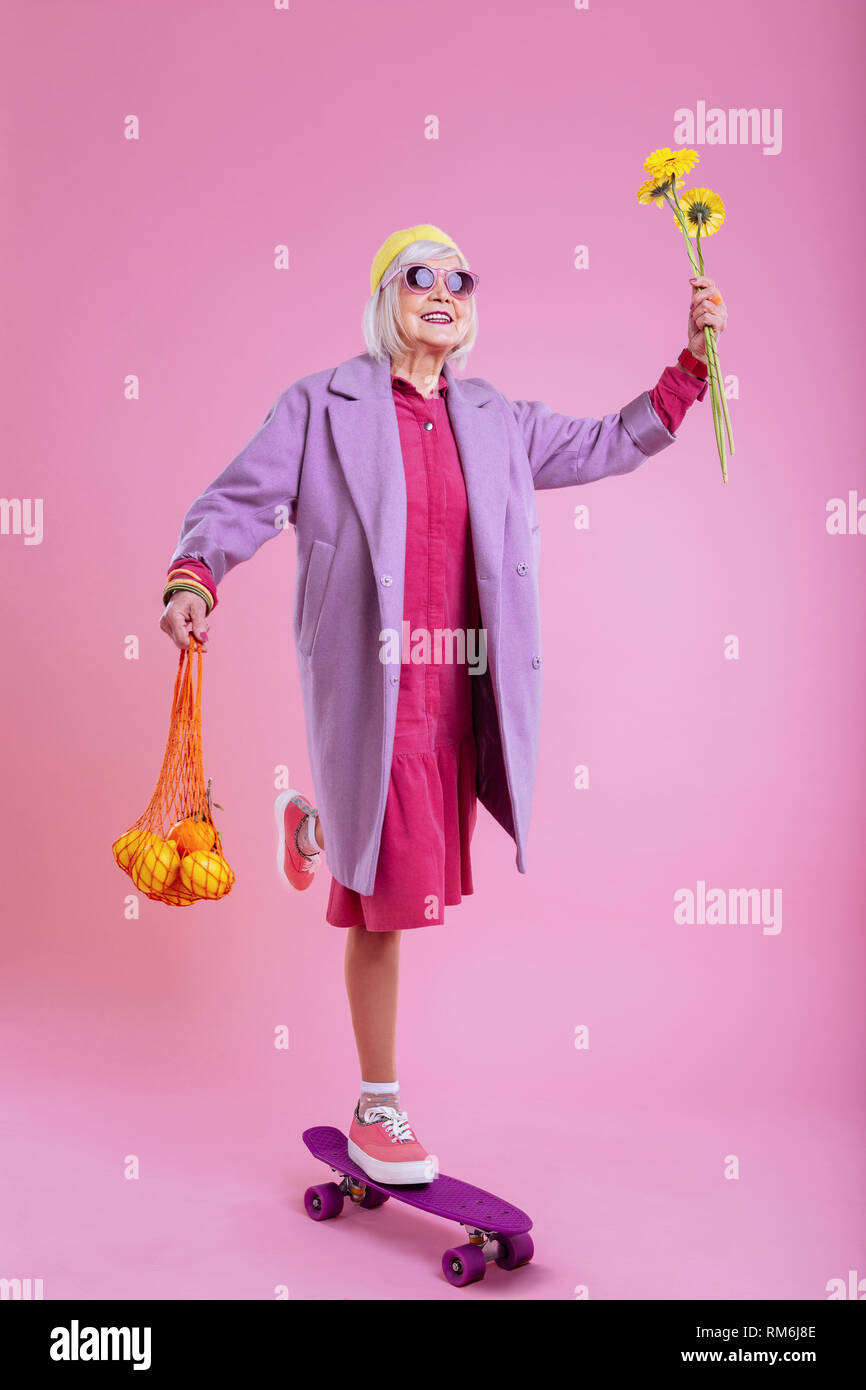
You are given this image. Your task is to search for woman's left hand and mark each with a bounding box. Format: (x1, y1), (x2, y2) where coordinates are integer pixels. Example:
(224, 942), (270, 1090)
(688, 276), (728, 362)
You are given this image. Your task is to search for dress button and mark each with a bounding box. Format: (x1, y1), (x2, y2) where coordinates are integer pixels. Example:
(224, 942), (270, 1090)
(531, 655), (542, 669)
(423, 420), (433, 430)
(516, 561), (528, 575)
(380, 573), (393, 586)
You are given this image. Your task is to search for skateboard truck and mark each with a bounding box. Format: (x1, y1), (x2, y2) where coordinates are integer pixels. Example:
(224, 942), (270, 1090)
(336, 1178), (508, 1263)
(459, 1226), (507, 1259)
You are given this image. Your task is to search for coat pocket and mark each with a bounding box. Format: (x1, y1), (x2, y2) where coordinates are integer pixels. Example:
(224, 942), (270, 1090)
(298, 538), (336, 657)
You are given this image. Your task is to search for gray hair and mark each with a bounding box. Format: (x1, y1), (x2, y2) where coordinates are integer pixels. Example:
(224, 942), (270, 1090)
(362, 238), (479, 372)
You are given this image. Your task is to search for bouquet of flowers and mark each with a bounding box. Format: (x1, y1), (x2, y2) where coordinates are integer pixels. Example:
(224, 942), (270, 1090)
(638, 147), (734, 483)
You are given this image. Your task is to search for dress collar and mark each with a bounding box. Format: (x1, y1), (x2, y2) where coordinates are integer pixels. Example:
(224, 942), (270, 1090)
(390, 372), (448, 398)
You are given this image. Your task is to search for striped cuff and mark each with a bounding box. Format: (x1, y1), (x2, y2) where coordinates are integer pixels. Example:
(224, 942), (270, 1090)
(164, 558), (218, 614)
(163, 580), (214, 614)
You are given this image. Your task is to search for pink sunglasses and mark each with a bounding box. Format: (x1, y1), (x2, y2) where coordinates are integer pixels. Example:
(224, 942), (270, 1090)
(379, 262), (480, 299)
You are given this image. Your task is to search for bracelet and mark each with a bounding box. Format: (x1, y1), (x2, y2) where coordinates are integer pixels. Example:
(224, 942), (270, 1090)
(677, 346), (708, 380)
(163, 581), (214, 614)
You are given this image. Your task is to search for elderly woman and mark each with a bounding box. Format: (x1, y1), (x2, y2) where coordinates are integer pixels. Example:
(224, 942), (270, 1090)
(159, 223), (727, 1185)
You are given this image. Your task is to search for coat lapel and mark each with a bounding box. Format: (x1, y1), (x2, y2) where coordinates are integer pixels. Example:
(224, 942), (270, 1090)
(326, 352), (509, 646)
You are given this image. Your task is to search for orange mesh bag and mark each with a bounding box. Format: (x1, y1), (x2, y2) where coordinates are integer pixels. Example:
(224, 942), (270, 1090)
(112, 637), (235, 907)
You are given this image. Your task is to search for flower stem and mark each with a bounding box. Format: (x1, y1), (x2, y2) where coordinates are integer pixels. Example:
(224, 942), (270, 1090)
(665, 188), (733, 480)
(696, 227), (727, 476)
(705, 324), (734, 456)
(695, 220), (735, 457)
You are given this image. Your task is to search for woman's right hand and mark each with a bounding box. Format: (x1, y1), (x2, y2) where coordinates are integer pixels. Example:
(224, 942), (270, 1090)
(160, 591), (210, 650)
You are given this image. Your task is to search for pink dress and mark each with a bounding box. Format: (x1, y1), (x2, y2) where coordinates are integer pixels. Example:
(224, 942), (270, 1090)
(164, 361), (706, 932)
(325, 372), (479, 932)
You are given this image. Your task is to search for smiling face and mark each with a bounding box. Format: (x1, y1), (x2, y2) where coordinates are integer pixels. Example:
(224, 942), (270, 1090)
(396, 254), (472, 351)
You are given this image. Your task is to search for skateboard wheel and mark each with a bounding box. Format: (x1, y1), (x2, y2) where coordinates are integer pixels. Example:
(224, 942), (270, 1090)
(442, 1243), (487, 1287)
(304, 1182), (344, 1221)
(359, 1186), (390, 1209)
(494, 1232), (534, 1270)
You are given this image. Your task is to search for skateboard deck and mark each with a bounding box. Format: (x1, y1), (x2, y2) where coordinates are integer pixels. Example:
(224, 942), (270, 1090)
(302, 1125), (533, 1286)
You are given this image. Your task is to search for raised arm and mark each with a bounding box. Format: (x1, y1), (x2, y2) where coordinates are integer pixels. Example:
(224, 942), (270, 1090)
(510, 358), (706, 492)
(511, 275), (725, 490)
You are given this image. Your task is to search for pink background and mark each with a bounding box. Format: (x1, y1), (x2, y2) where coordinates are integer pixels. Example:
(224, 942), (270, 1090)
(2, 0), (864, 1301)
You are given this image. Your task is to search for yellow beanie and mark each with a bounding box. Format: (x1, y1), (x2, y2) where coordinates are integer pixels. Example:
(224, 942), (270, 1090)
(370, 224), (463, 297)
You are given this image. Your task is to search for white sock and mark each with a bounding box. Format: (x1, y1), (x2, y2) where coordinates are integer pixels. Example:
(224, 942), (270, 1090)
(298, 814), (320, 857)
(359, 1078), (401, 1121)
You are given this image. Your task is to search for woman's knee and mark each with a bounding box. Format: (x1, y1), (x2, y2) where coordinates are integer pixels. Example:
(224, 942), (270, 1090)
(347, 925), (402, 952)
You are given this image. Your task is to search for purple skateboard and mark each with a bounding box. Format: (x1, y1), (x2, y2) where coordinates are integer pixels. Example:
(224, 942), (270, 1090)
(302, 1126), (534, 1287)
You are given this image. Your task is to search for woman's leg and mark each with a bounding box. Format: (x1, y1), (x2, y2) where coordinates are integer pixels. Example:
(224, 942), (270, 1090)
(344, 926), (402, 1086)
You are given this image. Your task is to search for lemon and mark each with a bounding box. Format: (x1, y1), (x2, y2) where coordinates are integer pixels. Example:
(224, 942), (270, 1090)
(179, 849), (235, 900)
(158, 880), (199, 908)
(113, 828), (158, 872)
(131, 837), (181, 896)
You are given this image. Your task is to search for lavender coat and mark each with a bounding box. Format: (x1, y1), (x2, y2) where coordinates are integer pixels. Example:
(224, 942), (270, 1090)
(169, 350), (679, 895)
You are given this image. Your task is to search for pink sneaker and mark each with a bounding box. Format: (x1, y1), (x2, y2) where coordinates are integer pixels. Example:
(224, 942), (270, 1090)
(348, 1103), (438, 1185)
(274, 789), (322, 892)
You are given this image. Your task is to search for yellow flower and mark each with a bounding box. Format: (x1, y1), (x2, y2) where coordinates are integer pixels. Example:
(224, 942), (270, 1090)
(676, 186), (726, 237)
(644, 146), (700, 180)
(637, 173), (685, 207)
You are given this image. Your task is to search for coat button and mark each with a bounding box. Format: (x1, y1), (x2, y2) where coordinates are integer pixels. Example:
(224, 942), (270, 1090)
(380, 573), (393, 586)
(389, 672), (399, 686)
(423, 420), (433, 430)
(531, 655), (541, 669)
(516, 561), (528, 575)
